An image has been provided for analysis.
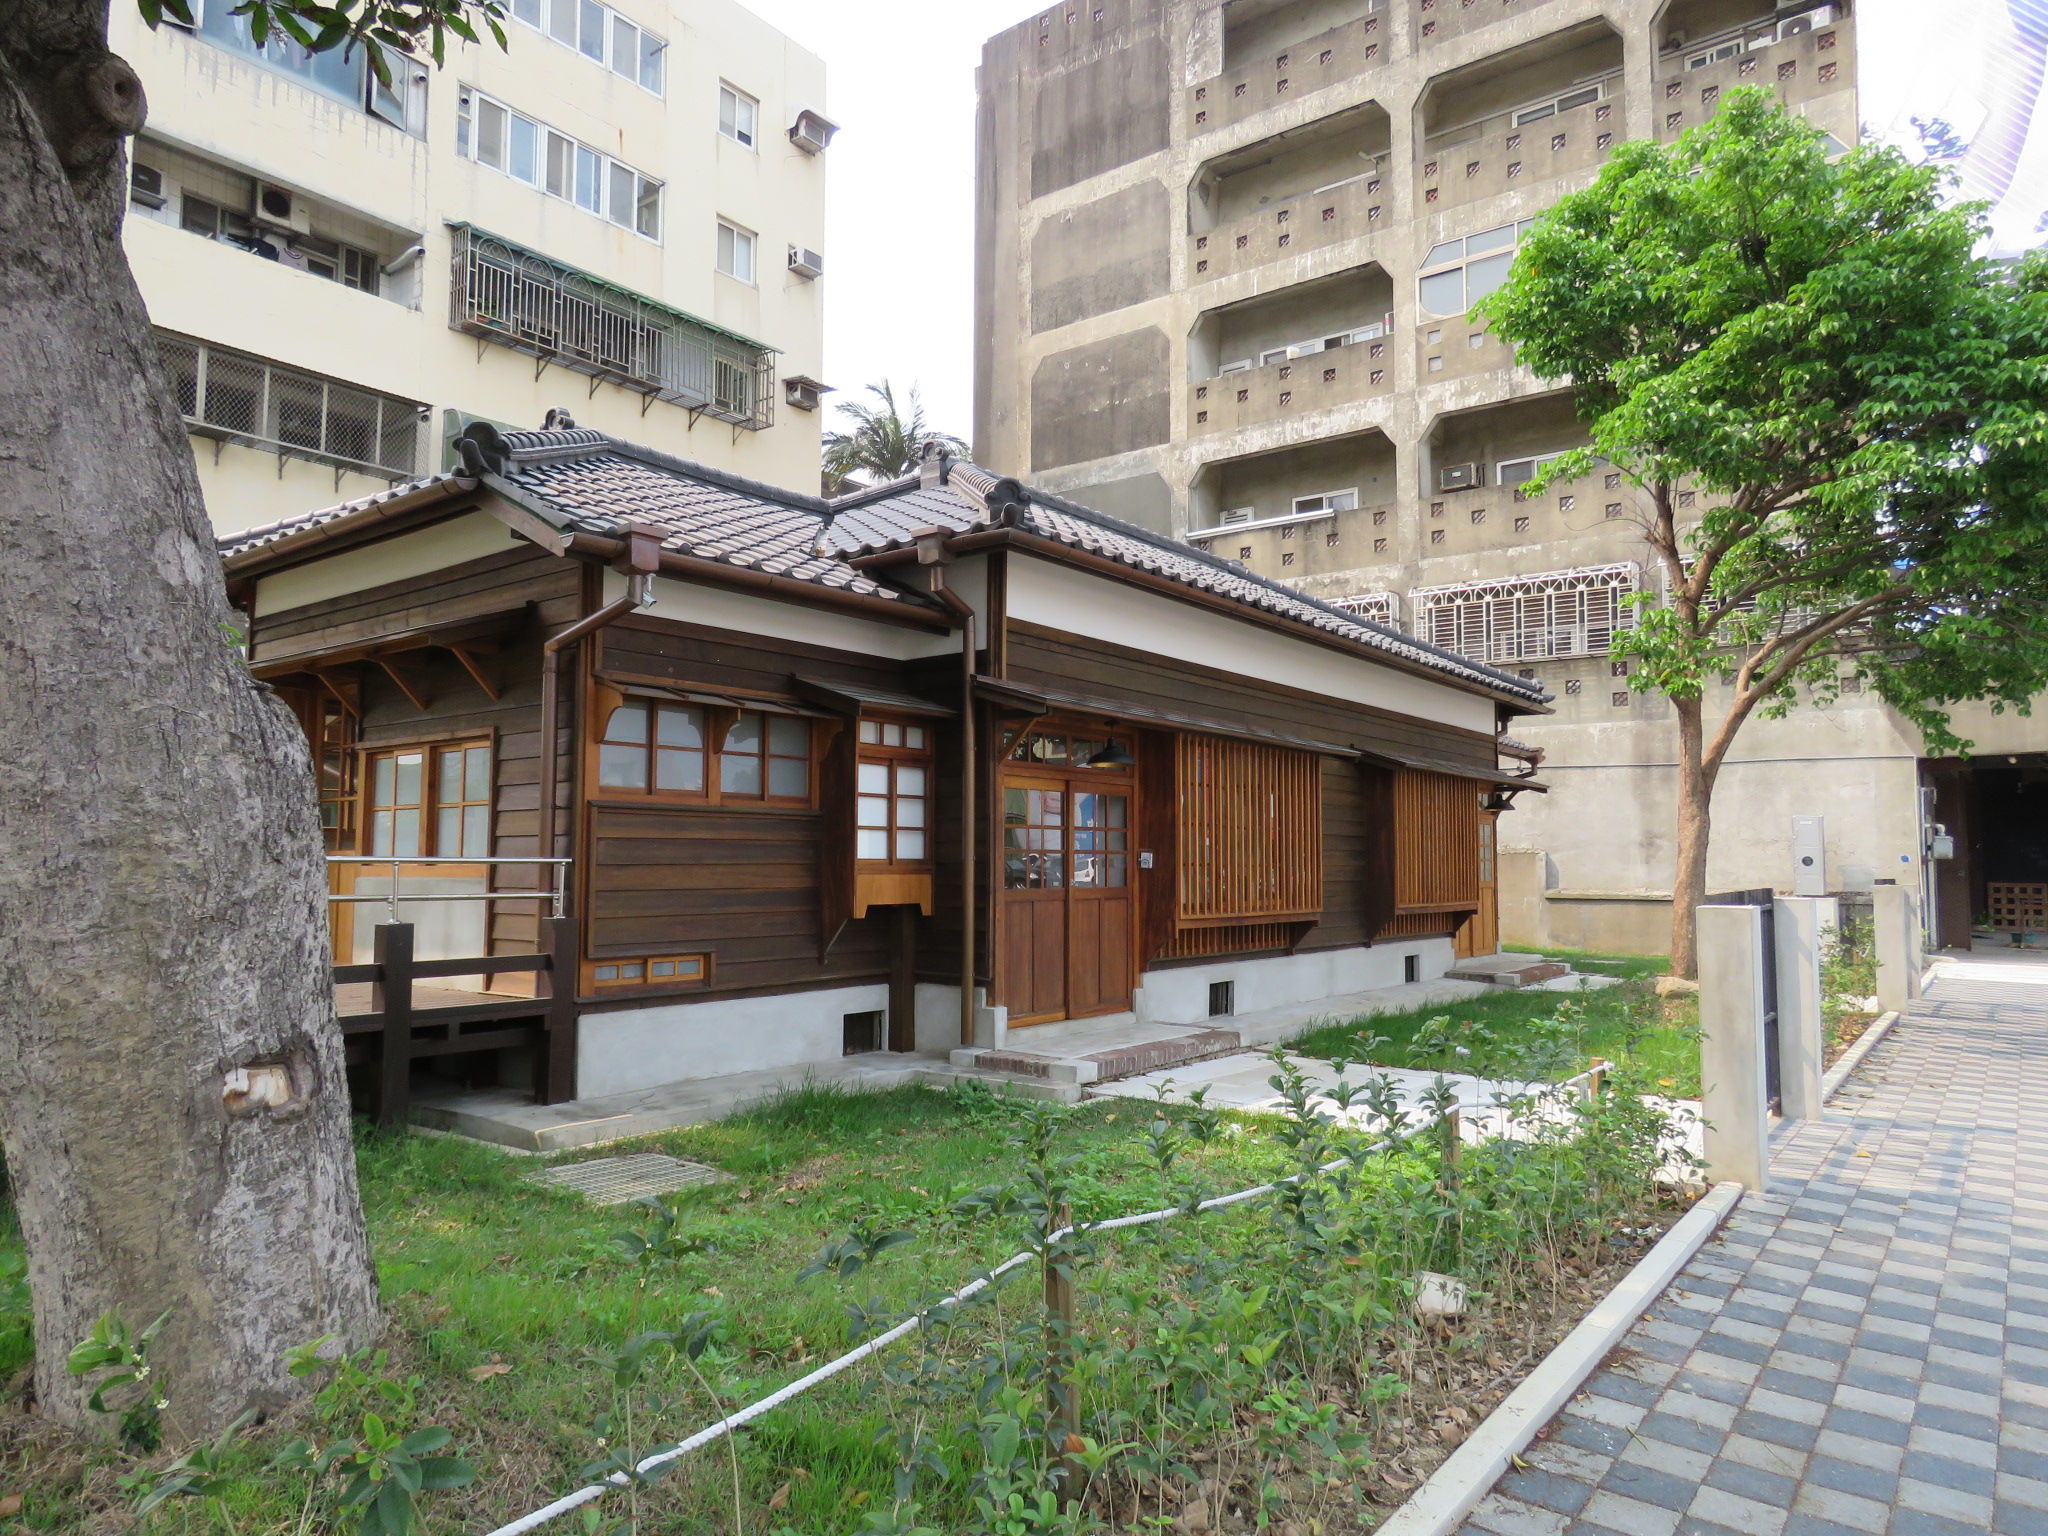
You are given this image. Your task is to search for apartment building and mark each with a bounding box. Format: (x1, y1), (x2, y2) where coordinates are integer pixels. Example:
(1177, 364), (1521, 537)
(976, 0), (2048, 950)
(114, 0), (834, 534)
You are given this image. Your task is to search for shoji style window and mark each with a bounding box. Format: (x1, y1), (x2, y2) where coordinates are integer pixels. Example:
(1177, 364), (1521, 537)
(855, 718), (932, 865)
(363, 740), (493, 857)
(594, 698), (812, 806)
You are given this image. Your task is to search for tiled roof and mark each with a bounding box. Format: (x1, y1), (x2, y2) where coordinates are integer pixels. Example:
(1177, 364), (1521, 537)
(827, 473), (1549, 705)
(216, 429), (1545, 704)
(217, 473), (471, 557)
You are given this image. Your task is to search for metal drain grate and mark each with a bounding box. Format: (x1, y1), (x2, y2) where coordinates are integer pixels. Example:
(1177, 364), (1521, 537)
(530, 1153), (731, 1206)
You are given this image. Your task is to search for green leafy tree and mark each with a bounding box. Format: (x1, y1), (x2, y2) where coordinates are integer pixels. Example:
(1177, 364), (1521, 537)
(1, 0), (505, 1435)
(821, 380), (968, 493)
(1480, 88), (2048, 976)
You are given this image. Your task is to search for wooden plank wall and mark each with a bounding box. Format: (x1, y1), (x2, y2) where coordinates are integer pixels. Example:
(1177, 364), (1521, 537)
(583, 616), (951, 1008)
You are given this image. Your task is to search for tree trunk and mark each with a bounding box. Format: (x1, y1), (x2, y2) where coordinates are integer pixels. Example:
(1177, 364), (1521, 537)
(0, 4), (377, 1437)
(1669, 694), (1714, 978)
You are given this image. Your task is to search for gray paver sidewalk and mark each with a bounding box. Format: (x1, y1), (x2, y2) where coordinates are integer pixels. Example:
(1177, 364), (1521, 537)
(1456, 962), (2048, 1536)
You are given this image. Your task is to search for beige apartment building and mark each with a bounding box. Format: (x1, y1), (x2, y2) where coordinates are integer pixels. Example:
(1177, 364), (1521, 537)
(115, 0), (834, 535)
(975, 0), (2048, 952)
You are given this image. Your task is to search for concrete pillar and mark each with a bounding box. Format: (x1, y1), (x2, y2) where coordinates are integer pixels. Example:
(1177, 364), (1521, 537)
(1773, 896), (1836, 1122)
(1873, 881), (1922, 1015)
(1699, 903), (1771, 1190)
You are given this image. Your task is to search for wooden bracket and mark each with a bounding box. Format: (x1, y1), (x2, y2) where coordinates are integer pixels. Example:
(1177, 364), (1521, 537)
(445, 643), (501, 701)
(373, 655), (429, 712)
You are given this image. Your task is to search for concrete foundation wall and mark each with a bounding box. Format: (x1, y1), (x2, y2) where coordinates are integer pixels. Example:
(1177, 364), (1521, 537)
(578, 981), (892, 1098)
(1137, 935), (1458, 1023)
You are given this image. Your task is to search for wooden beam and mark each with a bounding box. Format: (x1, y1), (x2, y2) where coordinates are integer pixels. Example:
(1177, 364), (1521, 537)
(312, 667), (361, 718)
(445, 642), (502, 701)
(374, 655), (429, 712)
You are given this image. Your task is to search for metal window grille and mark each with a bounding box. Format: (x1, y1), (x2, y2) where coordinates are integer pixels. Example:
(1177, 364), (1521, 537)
(155, 331), (422, 480)
(1331, 590), (1402, 629)
(449, 224), (774, 429)
(1412, 563), (1637, 663)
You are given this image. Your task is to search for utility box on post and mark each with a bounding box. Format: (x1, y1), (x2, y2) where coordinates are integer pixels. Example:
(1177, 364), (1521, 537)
(1792, 816), (1828, 897)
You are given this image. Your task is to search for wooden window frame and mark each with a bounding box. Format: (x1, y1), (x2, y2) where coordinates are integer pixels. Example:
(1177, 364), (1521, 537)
(587, 684), (818, 811)
(358, 736), (495, 860)
(855, 715), (935, 869)
(581, 951), (712, 993)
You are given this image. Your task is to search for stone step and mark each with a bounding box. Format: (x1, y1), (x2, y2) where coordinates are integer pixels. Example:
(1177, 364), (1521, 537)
(913, 1065), (1085, 1104)
(953, 1024), (1245, 1088)
(1445, 953), (1572, 988)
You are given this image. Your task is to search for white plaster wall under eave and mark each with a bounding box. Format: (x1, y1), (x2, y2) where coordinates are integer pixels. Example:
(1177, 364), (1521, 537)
(1002, 555), (1501, 736)
(577, 981), (892, 1097)
(607, 569), (963, 662)
(252, 511), (516, 616)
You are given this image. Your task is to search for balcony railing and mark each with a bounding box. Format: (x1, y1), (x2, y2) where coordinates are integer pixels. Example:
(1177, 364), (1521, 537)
(1187, 4), (1387, 137)
(1654, 6), (1849, 141)
(448, 224), (775, 430)
(156, 330), (423, 481)
(1419, 69), (1624, 211)
(1192, 331), (1394, 435)
(1192, 160), (1388, 281)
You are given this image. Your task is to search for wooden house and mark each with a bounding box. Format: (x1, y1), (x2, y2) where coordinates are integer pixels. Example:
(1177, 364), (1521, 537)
(220, 423), (1548, 1111)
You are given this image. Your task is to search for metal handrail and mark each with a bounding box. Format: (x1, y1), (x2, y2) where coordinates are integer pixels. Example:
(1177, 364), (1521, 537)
(326, 855), (572, 922)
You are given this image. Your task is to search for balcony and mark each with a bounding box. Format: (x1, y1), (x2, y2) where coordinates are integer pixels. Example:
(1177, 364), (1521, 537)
(1192, 160), (1387, 281)
(1420, 66), (1622, 213)
(1187, 2), (1387, 138)
(1415, 315), (1516, 384)
(1654, 5), (1851, 142)
(1414, 0), (1565, 51)
(1192, 337), (1394, 436)
(1188, 428), (1398, 581)
(448, 224), (775, 430)
(156, 329), (424, 482)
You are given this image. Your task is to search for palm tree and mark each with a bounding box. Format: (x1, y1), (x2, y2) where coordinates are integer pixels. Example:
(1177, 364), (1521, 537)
(820, 381), (968, 494)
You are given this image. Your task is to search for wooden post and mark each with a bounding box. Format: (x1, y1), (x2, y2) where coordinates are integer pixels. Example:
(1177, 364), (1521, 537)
(1043, 1205), (1082, 1492)
(372, 922), (414, 1128)
(1584, 1057), (1608, 1103)
(1440, 1105), (1462, 1179)
(888, 905), (917, 1053)
(537, 914), (580, 1104)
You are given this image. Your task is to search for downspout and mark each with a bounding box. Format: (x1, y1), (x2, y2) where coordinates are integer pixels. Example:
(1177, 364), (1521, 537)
(536, 528), (663, 912)
(923, 572), (979, 1049)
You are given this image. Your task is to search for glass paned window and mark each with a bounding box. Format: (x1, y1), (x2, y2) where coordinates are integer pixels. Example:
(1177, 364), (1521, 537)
(512, 0), (542, 25)
(717, 220), (756, 282)
(856, 716), (935, 865)
(612, 14), (638, 73)
(367, 742), (491, 857)
(639, 30), (664, 91)
(719, 86), (758, 148)
(578, 0), (605, 60)
(548, 0), (576, 45)
(575, 146), (602, 211)
(1003, 787), (1065, 888)
(508, 113), (539, 183)
(476, 98), (508, 169)
(545, 131), (575, 198)
(608, 161), (635, 227)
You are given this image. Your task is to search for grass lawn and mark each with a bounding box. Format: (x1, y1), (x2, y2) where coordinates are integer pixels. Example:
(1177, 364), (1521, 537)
(1290, 948), (1702, 1099)
(1, 1072), (1688, 1535)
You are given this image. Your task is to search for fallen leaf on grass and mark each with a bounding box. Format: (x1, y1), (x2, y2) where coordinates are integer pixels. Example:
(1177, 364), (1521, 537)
(0, 1494), (21, 1516)
(767, 1482), (790, 1510)
(703, 1286), (723, 1297)
(468, 1363), (513, 1381)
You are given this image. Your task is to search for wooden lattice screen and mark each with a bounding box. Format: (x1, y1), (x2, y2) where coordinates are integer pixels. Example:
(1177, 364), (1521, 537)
(1988, 882), (2048, 932)
(1175, 736), (1323, 926)
(1393, 769), (1481, 913)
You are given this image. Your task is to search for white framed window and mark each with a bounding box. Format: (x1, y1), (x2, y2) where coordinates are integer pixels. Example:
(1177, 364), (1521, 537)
(1418, 219), (1538, 318)
(509, 0), (664, 93)
(716, 219), (757, 283)
(1292, 489), (1358, 515)
(460, 88), (661, 239)
(1217, 315), (1396, 377)
(719, 85), (759, 148)
(1495, 450), (1575, 488)
(1511, 76), (1613, 127)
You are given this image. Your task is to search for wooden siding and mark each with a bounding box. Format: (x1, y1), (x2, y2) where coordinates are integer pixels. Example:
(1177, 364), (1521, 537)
(1003, 624), (1498, 966)
(1393, 770), (1481, 914)
(1160, 922), (1300, 959)
(1175, 736), (1321, 925)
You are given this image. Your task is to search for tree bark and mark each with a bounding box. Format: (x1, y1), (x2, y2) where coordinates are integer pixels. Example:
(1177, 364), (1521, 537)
(1669, 694), (1714, 979)
(0, 1), (377, 1436)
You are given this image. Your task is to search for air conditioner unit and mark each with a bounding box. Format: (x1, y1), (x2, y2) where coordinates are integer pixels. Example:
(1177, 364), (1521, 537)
(787, 246), (824, 279)
(1437, 462), (1484, 491)
(1776, 6), (1835, 39)
(783, 375), (827, 412)
(253, 181), (312, 235)
(1219, 506), (1255, 525)
(788, 108), (840, 155)
(1287, 340), (1326, 359)
(129, 162), (168, 210)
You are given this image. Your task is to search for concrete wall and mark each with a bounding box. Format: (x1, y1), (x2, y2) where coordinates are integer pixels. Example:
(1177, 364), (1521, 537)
(113, 0), (829, 535)
(978, 0), (2021, 923)
(1138, 934), (1457, 1022)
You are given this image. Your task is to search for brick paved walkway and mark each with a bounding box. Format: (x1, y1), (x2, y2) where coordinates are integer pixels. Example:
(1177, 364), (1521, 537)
(1457, 959), (2048, 1536)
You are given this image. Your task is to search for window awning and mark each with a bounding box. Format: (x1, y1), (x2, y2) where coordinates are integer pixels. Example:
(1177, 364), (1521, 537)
(973, 676), (1361, 759)
(790, 675), (958, 718)
(599, 676), (835, 719)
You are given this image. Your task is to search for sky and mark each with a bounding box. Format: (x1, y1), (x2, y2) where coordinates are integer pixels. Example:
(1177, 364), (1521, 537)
(739, 0), (1027, 450)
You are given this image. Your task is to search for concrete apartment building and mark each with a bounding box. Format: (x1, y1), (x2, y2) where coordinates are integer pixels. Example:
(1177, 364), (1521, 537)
(975, 0), (2048, 951)
(115, 0), (834, 535)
